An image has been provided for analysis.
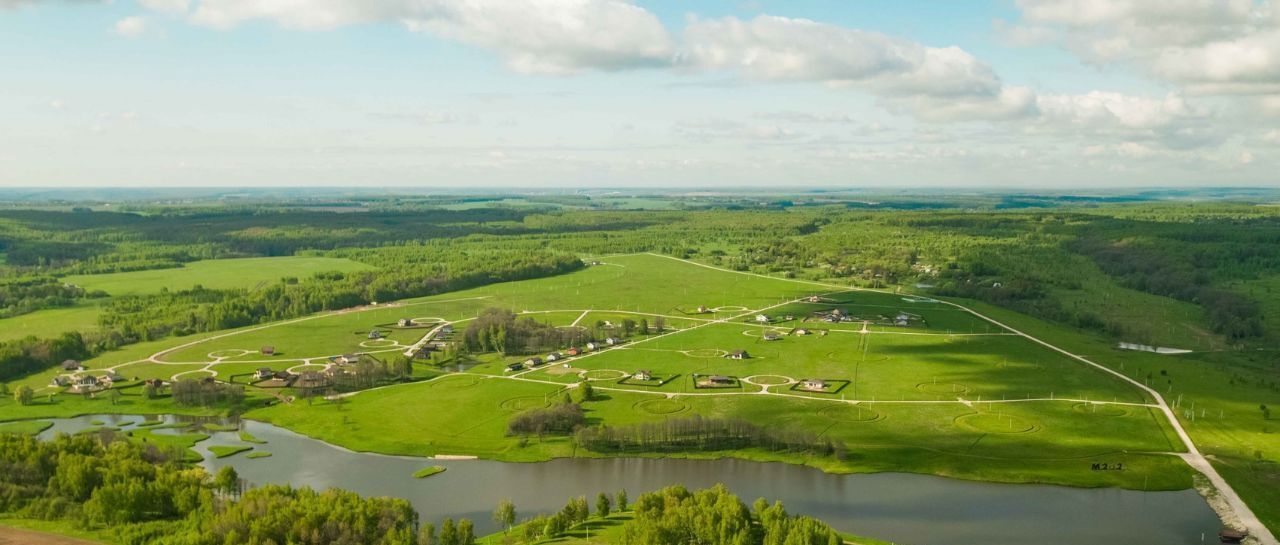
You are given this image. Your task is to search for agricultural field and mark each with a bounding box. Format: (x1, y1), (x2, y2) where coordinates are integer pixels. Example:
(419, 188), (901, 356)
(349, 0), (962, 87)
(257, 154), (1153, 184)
(63, 256), (373, 296)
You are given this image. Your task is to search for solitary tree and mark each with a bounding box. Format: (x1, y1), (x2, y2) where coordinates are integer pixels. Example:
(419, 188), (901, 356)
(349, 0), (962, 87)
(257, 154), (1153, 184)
(493, 499), (516, 534)
(457, 519), (476, 545)
(14, 385), (33, 406)
(579, 382), (594, 402)
(615, 489), (628, 512)
(595, 492), (611, 518)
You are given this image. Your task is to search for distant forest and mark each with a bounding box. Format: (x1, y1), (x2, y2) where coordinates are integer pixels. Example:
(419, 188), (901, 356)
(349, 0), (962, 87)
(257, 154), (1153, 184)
(2, 200), (1279, 380)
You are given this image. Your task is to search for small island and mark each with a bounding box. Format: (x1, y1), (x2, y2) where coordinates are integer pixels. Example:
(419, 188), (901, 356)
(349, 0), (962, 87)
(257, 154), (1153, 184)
(413, 465), (446, 479)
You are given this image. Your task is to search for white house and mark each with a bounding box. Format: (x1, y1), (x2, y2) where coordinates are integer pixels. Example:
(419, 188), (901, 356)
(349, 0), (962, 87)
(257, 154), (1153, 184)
(754, 314), (770, 323)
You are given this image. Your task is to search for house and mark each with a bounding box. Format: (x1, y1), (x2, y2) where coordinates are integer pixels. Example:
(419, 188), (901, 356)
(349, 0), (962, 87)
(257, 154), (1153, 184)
(794, 328), (811, 336)
(255, 368), (275, 381)
(439, 324), (455, 334)
(633, 370), (653, 381)
(261, 346), (276, 355)
(524, 357), (544, 367)
(367, 330), (384, 339)
(337, 354), (360, 364)
(62, 359), (84, 372)
(754, 314), (770, 323)
(273, 370), (294, 381)
(102, 370), (126, 383)
(727, 350), (750, 360)
(697, 306), (710, 313)
(762, 331), (781, 341)
(398, 318), (414, 327)
(547, 352), (563, 362)
(807, 295), (821, 303)
(895, 313), (912, 327)
(50, 376), (70, 388)
(708, 375), (734, 385)
(801, 378), (828, 391)
(507, 362), (525, 372)
(605, 337), (620, 346)
(72, 374), (99, 391)
(586, 341), (600, 350)
(566, 347), (581, 356)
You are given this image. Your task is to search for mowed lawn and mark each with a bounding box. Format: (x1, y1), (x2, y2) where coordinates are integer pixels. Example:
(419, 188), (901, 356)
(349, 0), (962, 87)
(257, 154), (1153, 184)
(63, 256), (373, 296)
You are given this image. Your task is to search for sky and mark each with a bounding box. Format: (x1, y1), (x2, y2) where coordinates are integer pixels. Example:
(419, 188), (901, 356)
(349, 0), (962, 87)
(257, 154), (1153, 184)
(1, 0), (1279, 188)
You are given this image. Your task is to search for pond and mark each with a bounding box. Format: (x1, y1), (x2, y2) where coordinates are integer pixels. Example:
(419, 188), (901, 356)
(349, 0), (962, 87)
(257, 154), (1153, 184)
(40, 415), (1222, 545)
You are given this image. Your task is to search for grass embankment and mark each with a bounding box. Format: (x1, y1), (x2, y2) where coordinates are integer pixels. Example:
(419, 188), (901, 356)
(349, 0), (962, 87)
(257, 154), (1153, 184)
(0, 420), (53, 435)
(0, 517), (114, 544)
(238, 430), (266, 444)
(126, 428), (209, 462)
(209, 445), (253, 459)
(413, 466), (446, 478)
(475, 511), (897, 545)
(246, 451), (272, 459)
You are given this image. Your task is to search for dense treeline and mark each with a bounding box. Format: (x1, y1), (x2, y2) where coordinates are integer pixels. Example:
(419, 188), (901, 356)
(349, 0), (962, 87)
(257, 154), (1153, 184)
(170, 378), (245, 407)
(575, 415), (845, 457)
(0, 277), (99, 319)
(618, 485), (841, 545)
(0, 432), (427, 545)
(0, 332), (92, 382)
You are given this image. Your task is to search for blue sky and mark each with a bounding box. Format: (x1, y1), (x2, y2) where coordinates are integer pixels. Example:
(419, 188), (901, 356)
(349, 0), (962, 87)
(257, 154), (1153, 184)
(1, 0), (1277, 188)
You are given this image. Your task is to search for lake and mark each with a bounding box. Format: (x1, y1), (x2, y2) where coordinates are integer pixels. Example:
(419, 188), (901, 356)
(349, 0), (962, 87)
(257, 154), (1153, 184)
(41, 414), (1222, 545)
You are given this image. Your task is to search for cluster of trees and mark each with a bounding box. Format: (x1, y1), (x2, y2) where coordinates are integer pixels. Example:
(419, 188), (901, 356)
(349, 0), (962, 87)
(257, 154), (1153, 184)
(0, 432), (439, 545)
(170, 378), (245, 407)
(462, 308), (583, 355)
(507, 402), (586, 436)
(0, 277), (100, 319)
(619, 485), (841, 545)
(0, 332), (92, 382)
(576, 415), (845, 457)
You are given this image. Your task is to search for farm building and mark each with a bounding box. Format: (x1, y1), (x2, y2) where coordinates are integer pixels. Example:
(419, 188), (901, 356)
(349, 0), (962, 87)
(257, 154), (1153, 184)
(547, 352), (563, 362)
(62, 359), (84, 372)
(261, 346), (276, 355)
(633, 370), (653, 381)
(367, 330), (384, 339)
(337, 353), (361, 364)
(507, 362), (525, 372)
(50, 376), (70, 388)
(800, 378), (828, 391)
(524, 357), (544, 367)
(763, 331), (781, 341)
(605, 337), (620, 346)
(398, 318), (414, 327)
(794, 328), (811, 336)
(586, 341), (600, 350)
(727, 350), (750, 360)
(754, 314), (770, 323)
(254, 368), (275, 381)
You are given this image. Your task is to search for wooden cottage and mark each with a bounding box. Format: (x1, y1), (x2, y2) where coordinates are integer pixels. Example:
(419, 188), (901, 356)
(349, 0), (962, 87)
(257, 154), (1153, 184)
(254, 368), (275, 381)
(727, 350), (750, 360)
(62, 359), (84, 372)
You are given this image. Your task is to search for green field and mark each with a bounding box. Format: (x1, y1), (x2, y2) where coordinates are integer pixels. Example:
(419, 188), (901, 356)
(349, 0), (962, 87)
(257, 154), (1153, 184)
(64, 256), (374, 296)
(0, 301), (103, 342)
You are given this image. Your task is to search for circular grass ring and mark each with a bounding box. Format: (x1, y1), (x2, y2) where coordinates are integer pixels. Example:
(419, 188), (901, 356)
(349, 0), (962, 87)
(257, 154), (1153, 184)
(682, 348), (727, 358)
(411, 317), (447, 325)
(287, 363), (326, 373)
(501, 396), (550, 411)
(744, 374), (793, 386)
(916, 382), (970, 396)
(712, 306), (749, 313)
(209, 349), (253, 359)
(1071, 402), (1129, 417)
(818, 404), (884, 423)
(360, 339), (399, 348)
(431, 377), (480, 389)
(635, 398), (689, 415)
(172, 369), (216, 381)
(954, 412), (1040, 434)
(582, 369), (627, 381)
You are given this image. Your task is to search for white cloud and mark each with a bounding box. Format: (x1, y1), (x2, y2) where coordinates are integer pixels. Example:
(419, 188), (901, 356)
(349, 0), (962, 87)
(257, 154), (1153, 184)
(114, 15), (148, 38)
(140, 0), (190, 13)
(183, 0), (673, 74)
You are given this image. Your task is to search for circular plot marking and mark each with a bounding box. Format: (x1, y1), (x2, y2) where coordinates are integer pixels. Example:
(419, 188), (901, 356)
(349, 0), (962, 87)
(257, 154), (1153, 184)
(743, 374), (793, 386)
(172, 369), (216, 381)
(681, 348), (728, 358)
(501, 396), (550, 411)
(712, 306), (749, 312)
(635, 398), (689, 415)
(954, 412), (1040, 434)
(411, 317), (447, 325)
(287, 363), (326, 374)
(916, 382), (970, 396)
(582, 369), (627, 381)
(360, 339), (400, 348)
(209, 349), (253, 359)
(1071, 402), (1129, 417)
(431, 376), (480, 389)
(818, 404), (884, 423)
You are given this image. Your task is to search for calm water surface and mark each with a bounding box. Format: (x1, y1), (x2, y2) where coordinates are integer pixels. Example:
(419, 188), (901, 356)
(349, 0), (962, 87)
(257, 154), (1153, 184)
(40, 415), (1222, 545)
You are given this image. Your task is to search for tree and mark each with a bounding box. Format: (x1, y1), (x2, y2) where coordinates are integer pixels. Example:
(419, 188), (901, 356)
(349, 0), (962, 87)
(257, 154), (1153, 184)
(457, 519), (476, 545)
(639, 319), (649, 335)
(14, 385), (33, 406)
(654, 316), (665, 332)
(615, 489), (628, 512)
(596, 492), (611, 518)
(493, 499), (516, 534)
(418, 523), (436, 545)
(440, 518), (457, 545)
(1263, 404), (1271, 420)
(579, 382), (594, 402)
(213, 466), (239, 498)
